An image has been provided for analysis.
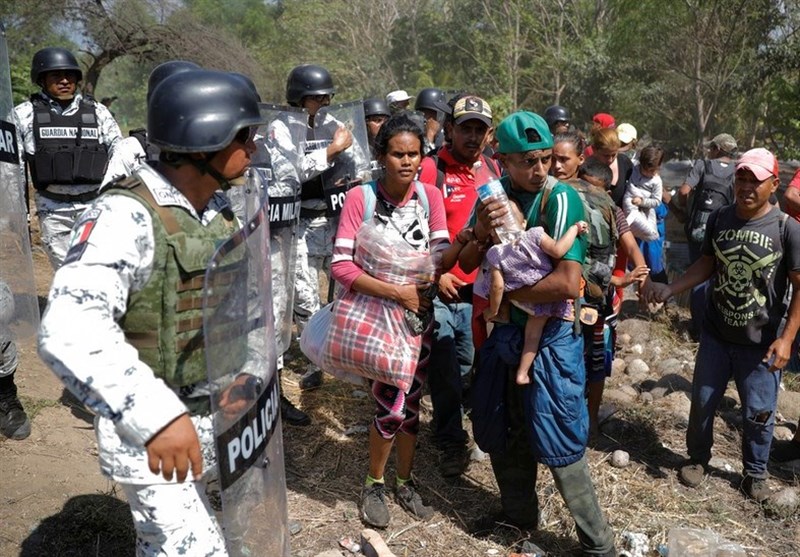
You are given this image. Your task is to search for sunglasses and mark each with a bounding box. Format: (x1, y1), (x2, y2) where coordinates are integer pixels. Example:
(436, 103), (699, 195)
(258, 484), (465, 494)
(307, 94), (333, 103)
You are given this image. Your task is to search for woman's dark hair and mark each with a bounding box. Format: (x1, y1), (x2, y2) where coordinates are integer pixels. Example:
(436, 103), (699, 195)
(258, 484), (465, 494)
(638, 145), (665, 170)
(374, 111), (425, 157)
(553, 131), (586, 156)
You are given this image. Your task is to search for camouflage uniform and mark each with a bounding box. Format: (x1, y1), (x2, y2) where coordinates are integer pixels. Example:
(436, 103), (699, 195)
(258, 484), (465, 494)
(102, 135), (146, 186)
(14, 92), (122, 268)
(293, 112), (368, 334)
(38, 165), (231, 556)
(264, 119), (304, 355)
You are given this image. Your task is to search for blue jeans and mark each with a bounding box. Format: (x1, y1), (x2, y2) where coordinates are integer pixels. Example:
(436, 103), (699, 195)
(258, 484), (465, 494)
(428, 298), (474, 446)
(637, 203), (668, 283)
(688, 329), (781, 478)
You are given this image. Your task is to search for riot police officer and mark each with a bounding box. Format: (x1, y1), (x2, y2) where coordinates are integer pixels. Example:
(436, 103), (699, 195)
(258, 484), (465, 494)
(39, 69), (270, 556)
(286, 64), (353, 390)
(102, 60), (200, 186)
(543, 104), (571, 135)
(363, 98), (390, 158)
(15, 47), (122, 268)
(414, 87), (447, 156)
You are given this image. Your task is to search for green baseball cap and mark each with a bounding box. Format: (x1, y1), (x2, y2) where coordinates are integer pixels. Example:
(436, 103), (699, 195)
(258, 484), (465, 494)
(496, 111), (553, 154)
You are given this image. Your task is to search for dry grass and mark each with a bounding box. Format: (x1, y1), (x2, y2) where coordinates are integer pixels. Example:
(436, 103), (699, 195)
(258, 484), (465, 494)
(278, 301), (800, 557)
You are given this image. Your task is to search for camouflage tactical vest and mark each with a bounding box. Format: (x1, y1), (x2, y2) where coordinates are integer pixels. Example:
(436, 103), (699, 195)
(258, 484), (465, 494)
(108, 177), (240, 388)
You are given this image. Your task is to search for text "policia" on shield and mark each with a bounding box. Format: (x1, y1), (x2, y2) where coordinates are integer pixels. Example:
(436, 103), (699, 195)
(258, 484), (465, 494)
(215, 373), (280, 490)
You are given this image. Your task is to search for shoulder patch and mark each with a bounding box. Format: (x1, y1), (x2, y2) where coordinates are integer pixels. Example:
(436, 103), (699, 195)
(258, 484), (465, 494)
(63, 209), (101, 265)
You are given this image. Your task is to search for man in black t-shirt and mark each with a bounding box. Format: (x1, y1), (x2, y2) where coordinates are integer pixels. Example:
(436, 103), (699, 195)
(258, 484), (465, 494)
(648, 148), (800, 503)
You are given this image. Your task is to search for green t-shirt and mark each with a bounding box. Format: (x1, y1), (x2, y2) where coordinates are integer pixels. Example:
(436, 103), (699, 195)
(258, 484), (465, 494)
(469, 175), (587, 327)
(506, 175), (587, 261)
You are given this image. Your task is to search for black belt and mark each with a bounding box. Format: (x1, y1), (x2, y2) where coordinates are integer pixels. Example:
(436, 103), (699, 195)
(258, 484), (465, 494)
(300, 207), (326, 219)
(37, 189), (101, 203)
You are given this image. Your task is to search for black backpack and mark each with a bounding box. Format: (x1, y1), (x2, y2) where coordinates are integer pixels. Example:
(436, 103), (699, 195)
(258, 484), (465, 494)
(686, 160), (734, 244)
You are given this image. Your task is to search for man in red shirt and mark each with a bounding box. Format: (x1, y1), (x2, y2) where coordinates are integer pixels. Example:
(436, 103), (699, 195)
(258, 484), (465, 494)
(782, 168), (800, 222)
(417, 95), (501, 477)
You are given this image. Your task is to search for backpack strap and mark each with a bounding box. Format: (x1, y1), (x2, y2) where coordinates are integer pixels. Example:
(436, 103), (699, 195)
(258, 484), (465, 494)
(361, 180), (429, 224)
(360, 181), (379, 223)
(414, 181), (430, 217)
(434, 154), (447, 192)
(537, 179), (556, 227)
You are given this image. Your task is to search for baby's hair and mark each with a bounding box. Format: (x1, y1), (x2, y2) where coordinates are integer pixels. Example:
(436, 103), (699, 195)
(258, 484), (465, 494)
(638, 145), (665, 170)
(579, 157), (612, 188)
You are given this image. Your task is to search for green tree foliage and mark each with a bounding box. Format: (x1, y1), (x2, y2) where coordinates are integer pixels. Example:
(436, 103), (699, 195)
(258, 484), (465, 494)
(3, 0), (799, 156)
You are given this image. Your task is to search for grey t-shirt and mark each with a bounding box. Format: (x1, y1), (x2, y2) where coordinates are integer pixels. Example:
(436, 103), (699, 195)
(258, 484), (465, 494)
(702, 205), (800, 345)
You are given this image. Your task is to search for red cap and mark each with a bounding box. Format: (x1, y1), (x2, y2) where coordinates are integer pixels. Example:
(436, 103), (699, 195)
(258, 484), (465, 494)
(592, 112), (616, 129)
(736, 148), (779, 181)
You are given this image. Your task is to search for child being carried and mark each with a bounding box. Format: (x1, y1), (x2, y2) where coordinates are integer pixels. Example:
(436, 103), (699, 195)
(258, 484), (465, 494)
(475, 209), (588, 385)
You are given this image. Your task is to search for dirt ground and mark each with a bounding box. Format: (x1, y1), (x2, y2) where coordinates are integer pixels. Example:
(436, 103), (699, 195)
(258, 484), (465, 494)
(3, 167), (800, 557)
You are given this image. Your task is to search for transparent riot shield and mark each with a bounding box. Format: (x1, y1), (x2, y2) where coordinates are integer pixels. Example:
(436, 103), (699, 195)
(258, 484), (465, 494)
(314, 101), (372, 218)
(204, 197), (289, 557)
(259, 104), (306, 356)
(0, 24), (38, 340)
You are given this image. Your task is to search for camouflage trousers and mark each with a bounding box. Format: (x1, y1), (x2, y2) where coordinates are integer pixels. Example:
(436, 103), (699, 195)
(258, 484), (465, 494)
(35, 196), (95, 269)
(123, 481), (227, 556)
(293, 215), (335, 335)
(0, 340), (17, 377)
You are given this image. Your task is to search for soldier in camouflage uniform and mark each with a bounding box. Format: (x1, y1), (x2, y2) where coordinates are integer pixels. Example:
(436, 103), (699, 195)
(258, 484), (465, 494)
(285, 64), (354, 389)
(102, 60), (200, 187)
(38, 69), (266, 556)
(14, 47), (122, 268)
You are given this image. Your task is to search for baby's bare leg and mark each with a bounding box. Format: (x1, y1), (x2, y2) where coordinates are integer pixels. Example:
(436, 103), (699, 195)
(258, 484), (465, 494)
(517, 315), (547, 385)
(483, 268), (505, 322)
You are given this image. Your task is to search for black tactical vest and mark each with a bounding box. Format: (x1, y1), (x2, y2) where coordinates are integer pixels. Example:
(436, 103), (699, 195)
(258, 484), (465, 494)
(28, 96), (109, 189)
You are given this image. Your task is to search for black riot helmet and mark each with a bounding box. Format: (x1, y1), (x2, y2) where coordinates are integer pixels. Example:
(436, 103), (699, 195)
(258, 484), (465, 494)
(146, 60), (200, 102)
(414, 87), (446, 112)
(543, 105), (571, 130)
(30, 47), (82, 85)
(363, 98), (390, 119)
(286, 64), (335, 106)
(230, 72), (262, 102)
(148, 69), (265, 154)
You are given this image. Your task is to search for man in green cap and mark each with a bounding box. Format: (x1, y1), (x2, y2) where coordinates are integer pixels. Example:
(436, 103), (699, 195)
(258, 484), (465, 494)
(460, 112), (616, 556)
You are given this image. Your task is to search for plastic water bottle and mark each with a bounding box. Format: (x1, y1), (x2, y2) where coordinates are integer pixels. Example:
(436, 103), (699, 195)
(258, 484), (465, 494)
(474, 161), (523, 244)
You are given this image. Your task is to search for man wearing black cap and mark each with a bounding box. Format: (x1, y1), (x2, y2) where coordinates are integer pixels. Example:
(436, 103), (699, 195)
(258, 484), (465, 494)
(418, 95), (501, 478)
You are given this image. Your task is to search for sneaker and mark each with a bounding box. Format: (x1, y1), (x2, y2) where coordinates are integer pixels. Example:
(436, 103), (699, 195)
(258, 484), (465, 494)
(678, 462), (706, 488)
(741, 475), (771, 503)
(0, 386), (31, 440)
(280, 395), (311, 426)
(439, 443), (468, 478)
(770, 439), (800, 463)
(299, 367), (323, 391)
(395, 481), (433, 521)
(419, 394), (433, 413)
(359, 483), (390, 528)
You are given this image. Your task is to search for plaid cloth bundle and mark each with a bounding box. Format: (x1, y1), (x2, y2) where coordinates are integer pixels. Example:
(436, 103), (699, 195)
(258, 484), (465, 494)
(353, 223), (437, 285)
(320, 222), (436, 393)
